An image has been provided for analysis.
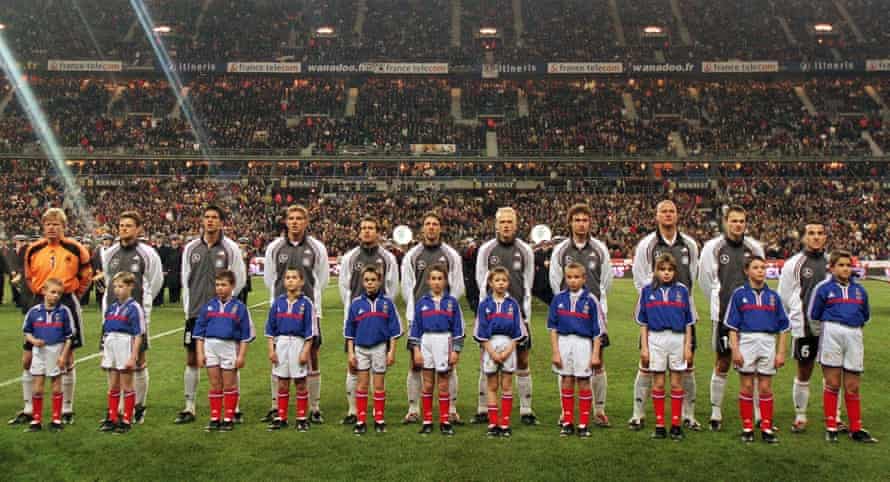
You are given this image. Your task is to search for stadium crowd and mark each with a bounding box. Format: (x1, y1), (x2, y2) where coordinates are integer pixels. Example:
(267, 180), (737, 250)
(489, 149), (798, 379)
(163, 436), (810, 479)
(1, 160), (887, 261)
(2, 0), (888, 63)
(0, 77), (885, 157)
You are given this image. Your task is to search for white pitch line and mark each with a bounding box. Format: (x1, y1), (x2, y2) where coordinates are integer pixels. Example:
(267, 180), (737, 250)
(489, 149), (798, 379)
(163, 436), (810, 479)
(0, 300), (270, 389)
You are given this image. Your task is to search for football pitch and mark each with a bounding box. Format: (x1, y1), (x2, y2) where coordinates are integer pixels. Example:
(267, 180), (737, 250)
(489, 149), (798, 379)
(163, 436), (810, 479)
(1, 278), (888, 481)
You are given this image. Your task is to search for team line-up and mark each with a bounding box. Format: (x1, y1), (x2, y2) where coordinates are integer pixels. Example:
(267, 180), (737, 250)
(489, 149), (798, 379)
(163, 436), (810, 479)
(11, 202), (877, 443)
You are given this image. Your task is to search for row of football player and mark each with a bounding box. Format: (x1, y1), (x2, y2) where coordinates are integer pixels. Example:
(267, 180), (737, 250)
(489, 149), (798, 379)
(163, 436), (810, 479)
(20, 247), (874, 442)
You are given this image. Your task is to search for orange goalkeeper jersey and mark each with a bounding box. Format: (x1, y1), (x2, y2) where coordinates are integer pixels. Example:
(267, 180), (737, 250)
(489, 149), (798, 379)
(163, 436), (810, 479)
(24, 237), (93, 296)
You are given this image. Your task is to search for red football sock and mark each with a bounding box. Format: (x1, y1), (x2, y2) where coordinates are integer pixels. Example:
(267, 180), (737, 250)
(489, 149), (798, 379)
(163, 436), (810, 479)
(223, 390), (238, 421)
(670, 389), (685, 428)
(108, 390), (120, 423)
(561, 388), (575, 425)
(209, 390), (223, 421)
(123, 391), (135, 424)
(500, 394), (513, 428)
(52, 392), (62, 423)
(32, 393), (43, 424)
(373, 391), (386, 423)
(438, 392), (450, 424)
(578, 389), (592, 428)
(824, 387), (839, 431)
(277, 390), (290, 421)
(845, 392), (862, 432)
(296, 390), (309, 420)
(422, 392), (434, 424)
(487, 404), (499, 426)
(739, 392), (754, 431)
(356, 390), (368, 424)
(758, 392), (773, 432)
(652, 389), (666, 427)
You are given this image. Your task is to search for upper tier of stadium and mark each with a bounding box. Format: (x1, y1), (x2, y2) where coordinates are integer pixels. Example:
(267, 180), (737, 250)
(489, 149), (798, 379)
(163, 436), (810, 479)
(2, 0), (888, 63)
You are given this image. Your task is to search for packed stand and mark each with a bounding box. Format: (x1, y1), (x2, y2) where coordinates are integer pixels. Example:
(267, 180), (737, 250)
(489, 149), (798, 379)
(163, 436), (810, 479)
(360, 0), (453, 61)
(520, 0), (620, 62)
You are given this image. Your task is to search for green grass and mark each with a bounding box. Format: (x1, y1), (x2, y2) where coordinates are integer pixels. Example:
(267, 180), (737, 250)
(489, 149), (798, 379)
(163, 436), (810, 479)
(1, 278), (888, 481)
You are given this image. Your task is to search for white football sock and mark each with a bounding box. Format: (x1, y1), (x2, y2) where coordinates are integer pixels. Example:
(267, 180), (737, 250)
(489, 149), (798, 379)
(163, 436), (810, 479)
(477, 371), (487, 414)
(134, 368), (149, 406)
(517, 370), (533, 416)
(709, 370), (727, 421)
(346, 372), (357, 416)
(61, 367), (75, 414)
(406, 369), (421, 414)
(793, 378), (809, 421)
(632, 370), (652, 420)
(592, 370), (607, 414)
(184, 366), (199, 413)
(271, 372), (278, 402)
(308, 371), (321, 412)
(682, 370), (697, 420)
(22, 371), (33, 414)
(448, 370), (459, 415)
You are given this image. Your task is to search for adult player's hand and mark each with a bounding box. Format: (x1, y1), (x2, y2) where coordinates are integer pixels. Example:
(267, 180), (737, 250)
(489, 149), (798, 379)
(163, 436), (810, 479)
(449, 351), (459, 366)
(235, 355), (246, 369)
(269, 351), (278, 364)
(413, 350), (423, 367)
(774, 351), (785, 369)
(551, 352), (563, 369)
(56, 355), (66, 369)
(386, 351), (395, 367)
(684, 347), (693, 365)
(590, 354), (602, 369)
(125, 356), (136, 371)
(640, 347), (650, 367)
(197, 354), (206, 368)
(299, 348), (310, 365)
(732, 350), (744, 369)
(348, 354), (357, 370)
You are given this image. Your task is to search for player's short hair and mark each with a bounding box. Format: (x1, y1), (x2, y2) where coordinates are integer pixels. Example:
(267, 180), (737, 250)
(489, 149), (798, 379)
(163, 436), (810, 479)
(724, 205), (746, 220)
(487, 266), (510, 286)
(284, 267), (305, 279)
(829, 249), (853, 266)
(41, 208), (67, 226)
(422, 211), (442, 225)
(215, 270), (236, 285)
(43, 278), (64, 290)
(656, 199), (677, 212)
(204, 205), (226, 222)
(360, 216), (380, 232)
(286, 204), (309, 218)
(426, 263), (449, 284)
(802, 221), (825, 233)
(119, 210), (143, 226)
(564, 262), (587, 275)
(566, 204), (592, 223)
(112, 271), (136, 286)
(495, 207), (518, 222)
(744, 255), (766, 270)
(361, 265), (381, 279)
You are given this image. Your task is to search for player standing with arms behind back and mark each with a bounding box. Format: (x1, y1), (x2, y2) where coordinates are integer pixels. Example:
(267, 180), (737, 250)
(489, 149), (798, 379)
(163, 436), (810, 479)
(549, 203), (613, 427)
(475, 207), (536, 425)
(699, 205), (764, 431)
(402, 212), (465, 425)
(176, 206), (245, 425)
(263, 205), (329, 424)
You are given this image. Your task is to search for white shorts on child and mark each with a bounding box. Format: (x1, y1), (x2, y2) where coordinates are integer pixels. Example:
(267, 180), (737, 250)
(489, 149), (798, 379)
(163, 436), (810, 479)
(204, 338), (238, 370)
(553, 334), (593, 378)
(421, 332), (452, 373)
(355, 342), (388, 374)
(482, 335), (517, 374)
(647, 331), (687, 373)
(30, 343), (65, 377)
(101, 332), (136, 370)
(737, 332), (778, 376)
(272, 336), (309, 379)
(819, 322), (864, 373)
